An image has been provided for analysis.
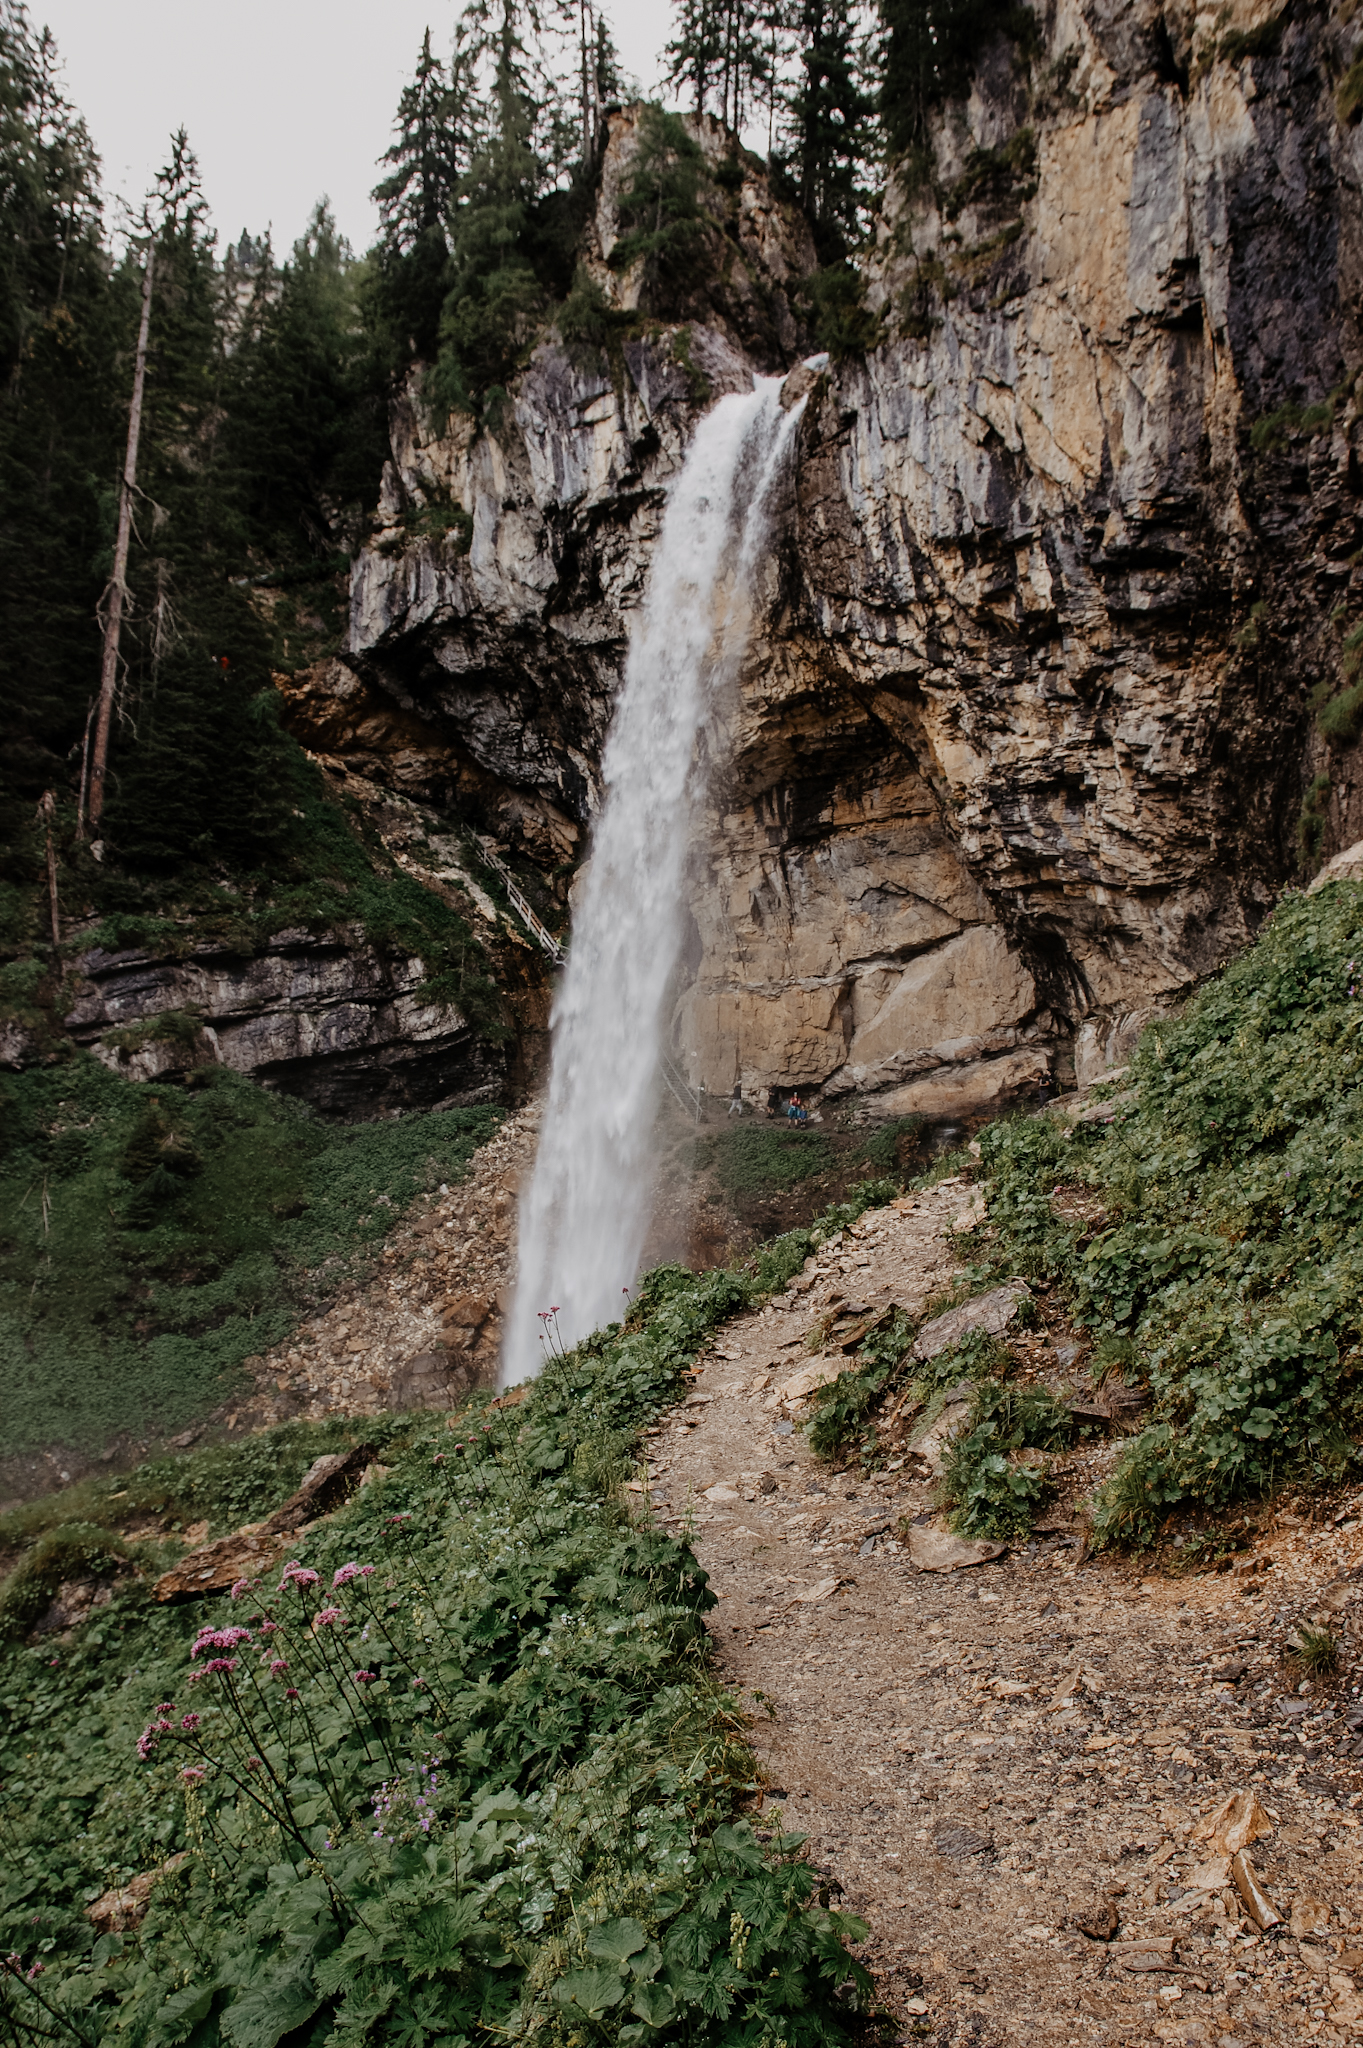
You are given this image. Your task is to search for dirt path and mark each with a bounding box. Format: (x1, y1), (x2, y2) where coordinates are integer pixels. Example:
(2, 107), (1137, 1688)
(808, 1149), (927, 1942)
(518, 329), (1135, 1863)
(642, 1182), (1363, 2047)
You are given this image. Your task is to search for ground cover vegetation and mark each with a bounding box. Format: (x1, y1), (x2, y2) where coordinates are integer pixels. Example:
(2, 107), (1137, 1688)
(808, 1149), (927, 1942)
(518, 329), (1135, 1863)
(0, 1193), (893, 2046)
(801, 883), (1363, 1549)
(0, 1063), (499, 1455)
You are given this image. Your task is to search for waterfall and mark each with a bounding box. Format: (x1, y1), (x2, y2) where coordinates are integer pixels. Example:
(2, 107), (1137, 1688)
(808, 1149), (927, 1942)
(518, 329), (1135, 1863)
(502, 375), (804, 1382)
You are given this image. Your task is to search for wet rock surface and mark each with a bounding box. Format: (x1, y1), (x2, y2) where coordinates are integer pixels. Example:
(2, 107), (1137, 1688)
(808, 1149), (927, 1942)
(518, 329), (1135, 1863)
(641, 1185), (1363, 2043)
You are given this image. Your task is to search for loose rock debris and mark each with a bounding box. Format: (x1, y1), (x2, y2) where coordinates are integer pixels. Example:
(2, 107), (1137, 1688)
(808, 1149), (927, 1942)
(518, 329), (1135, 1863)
(636, 1176), (1363, 2043)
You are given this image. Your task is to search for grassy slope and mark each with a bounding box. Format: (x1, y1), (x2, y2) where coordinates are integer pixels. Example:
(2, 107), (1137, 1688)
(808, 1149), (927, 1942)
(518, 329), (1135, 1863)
(971, 879), (1363, 1541)
(0, 1188), (892, 2047)
(0, 1057), (498, 1455)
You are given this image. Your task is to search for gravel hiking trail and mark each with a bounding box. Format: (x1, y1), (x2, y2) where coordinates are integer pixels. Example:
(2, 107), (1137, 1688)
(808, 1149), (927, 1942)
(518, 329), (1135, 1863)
(642, 1180), (1363, 2047)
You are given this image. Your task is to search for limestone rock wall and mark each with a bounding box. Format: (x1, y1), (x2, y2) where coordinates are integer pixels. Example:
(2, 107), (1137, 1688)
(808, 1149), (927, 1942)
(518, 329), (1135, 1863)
(337, 14), (1363, 1117)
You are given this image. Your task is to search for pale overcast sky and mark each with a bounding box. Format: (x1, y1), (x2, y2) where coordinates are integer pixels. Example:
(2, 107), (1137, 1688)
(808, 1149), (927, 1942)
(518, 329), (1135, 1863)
(34, 0), (676, 254)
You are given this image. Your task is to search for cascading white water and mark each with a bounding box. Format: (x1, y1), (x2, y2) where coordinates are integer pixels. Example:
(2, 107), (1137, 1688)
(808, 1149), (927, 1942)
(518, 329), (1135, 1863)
(502, 375), (805, 1382)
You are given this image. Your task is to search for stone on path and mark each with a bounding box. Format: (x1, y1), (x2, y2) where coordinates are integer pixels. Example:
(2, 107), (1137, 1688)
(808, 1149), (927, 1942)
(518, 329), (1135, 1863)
(912, 1280), (1031, 1362)
(907, 1525), (1006, 1572)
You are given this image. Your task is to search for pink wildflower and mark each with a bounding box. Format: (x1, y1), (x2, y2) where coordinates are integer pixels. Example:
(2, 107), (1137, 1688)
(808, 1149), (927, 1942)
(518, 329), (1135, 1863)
(284, 1687), (300, 1700)
(181, 1766), (206, 1784)
(268, 1658), (289, 1677)
(353, 1669), (377, 1684)
(259, 1620), (280, 1635)
(331, 1562), (374, 1588)
(191, 1626), (251, 1660)
(229, 1577), (253, 1601)
(180, 1713), (200, 1732)
(279, 1562), (320, 1591)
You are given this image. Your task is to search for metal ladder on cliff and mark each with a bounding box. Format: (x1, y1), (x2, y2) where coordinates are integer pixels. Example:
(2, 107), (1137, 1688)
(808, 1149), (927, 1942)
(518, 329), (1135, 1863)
(473, 835), (566, 966)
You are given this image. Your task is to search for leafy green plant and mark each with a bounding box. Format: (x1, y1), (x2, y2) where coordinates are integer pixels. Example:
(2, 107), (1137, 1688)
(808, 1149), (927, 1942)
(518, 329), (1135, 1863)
(939, 1381), (1073, 1540)
(805, 1307), (916, 1460)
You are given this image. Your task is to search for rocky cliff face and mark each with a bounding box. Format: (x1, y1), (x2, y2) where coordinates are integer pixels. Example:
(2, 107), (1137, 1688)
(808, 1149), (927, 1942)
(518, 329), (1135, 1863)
(326, 14), (1363, 1120)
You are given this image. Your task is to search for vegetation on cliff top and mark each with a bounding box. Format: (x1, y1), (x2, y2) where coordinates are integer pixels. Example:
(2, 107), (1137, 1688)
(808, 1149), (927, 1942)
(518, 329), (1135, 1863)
(0, 1194), (887, 2046)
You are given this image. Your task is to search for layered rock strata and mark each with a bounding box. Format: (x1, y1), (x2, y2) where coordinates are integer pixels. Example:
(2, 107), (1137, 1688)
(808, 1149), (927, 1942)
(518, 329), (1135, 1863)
(335, 13), (1363, 1117)
(59, 780), (550, 1117)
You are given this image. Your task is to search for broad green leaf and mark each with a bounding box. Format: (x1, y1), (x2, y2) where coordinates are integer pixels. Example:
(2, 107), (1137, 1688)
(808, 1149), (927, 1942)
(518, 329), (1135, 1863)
(220, 1972), (322, 2048)
(585, 1917), (647, 1963)
(550, 1968), (628, 2017)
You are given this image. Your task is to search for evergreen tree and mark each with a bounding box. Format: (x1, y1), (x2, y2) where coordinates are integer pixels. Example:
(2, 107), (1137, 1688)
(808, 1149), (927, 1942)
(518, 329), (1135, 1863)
(878, 0), (1032, 164)
(374, 29), (476, 248)
(664, 0), (771, 133)
(610, 105), (710, 310)
(785, 0), (875, 254)
(226, 204), (386, 560)
(429, 0), (550, 415)
(0, 1), (118, 845)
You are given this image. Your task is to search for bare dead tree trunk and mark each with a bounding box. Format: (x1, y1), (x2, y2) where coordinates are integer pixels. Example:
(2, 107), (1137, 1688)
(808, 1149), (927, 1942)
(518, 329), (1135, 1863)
(37, 790), (60, 954)
(85, 240), (155, 840)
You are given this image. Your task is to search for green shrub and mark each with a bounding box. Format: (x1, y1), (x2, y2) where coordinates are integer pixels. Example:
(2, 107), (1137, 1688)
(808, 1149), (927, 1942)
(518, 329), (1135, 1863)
(1299, 771), (1332, 866)
(1294, 1624), (1341, 1676)
(1250, 395), (1337, 453)
(558, 263), (638, 365)
(807, 260), (882, 359)
(699, 1122), (835, 1197)
(1319, 684), (1363, 747)
(861, 1114), (925, 1174)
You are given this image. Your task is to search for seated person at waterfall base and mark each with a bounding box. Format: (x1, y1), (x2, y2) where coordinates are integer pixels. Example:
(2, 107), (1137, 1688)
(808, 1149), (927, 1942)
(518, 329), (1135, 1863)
(786, 1093), (808, 1125)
